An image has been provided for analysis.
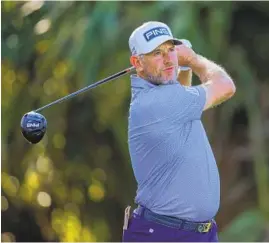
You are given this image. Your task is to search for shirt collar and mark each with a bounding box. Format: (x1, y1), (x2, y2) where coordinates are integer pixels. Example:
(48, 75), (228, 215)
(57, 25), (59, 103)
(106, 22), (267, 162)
(130, 74), (157, 89)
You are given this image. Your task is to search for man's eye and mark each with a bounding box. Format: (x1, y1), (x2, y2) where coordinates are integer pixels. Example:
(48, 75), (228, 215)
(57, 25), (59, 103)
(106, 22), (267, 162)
(169, 47), (175, 52)
(153, 50), (161, 56)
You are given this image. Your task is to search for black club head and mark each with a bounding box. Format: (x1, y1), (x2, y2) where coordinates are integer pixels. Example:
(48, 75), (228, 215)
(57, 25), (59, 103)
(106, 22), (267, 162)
(20, 111), (47, 144)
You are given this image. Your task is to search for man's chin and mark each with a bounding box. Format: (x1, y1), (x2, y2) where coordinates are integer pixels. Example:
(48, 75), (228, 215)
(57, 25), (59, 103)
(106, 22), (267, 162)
(162, 80), (177, 85)
(144, 73), (177, 85)
(161, 76), (177, 84)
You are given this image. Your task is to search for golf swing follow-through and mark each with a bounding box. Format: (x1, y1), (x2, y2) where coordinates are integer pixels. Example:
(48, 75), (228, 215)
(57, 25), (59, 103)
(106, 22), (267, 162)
(123, 21), (236, 242)
(21, 20), (236, 242)
(20, 66), (135, 144)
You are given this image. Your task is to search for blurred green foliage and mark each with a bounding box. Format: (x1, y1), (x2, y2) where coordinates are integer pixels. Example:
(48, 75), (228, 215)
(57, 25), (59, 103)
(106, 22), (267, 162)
(1, 1), (269, 242)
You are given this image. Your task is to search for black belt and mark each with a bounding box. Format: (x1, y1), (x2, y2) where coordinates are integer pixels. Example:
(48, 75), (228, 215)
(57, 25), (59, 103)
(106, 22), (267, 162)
(134, 206), (214, 233)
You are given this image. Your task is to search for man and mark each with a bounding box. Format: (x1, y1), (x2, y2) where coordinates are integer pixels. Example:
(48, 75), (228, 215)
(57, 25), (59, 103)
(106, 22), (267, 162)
(123, 21), (236, 242)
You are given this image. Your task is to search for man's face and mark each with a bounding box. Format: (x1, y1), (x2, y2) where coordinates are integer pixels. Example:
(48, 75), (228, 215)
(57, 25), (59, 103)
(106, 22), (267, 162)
(137, 41), (179, 85)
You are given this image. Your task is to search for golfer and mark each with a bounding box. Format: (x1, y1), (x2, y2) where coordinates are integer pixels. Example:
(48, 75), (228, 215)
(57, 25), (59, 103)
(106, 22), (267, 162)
(123, 21), (236, 242)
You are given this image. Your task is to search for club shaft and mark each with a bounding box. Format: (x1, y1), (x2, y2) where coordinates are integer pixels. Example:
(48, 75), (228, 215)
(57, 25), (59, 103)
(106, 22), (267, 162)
(34, 66), (135, 113)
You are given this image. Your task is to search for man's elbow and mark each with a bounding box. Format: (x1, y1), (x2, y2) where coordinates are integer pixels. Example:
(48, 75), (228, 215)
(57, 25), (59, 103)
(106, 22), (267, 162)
(224, 78), (236, 98)
(229, 79), (236, 96)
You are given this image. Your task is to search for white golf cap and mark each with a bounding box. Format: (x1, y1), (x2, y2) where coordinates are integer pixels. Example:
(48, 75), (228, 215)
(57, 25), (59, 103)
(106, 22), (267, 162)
(129, 21), (182, 56)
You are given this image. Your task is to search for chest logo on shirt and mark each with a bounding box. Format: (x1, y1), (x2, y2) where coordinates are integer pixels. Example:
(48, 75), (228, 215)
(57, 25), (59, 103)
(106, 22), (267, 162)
(186, 87), (199, 96)
(143, 27), (171, 42)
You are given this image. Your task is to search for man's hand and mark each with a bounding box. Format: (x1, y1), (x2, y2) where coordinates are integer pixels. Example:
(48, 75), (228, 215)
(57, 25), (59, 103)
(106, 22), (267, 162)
(176, 39), (194, 86)
(175, 41), (197, 67)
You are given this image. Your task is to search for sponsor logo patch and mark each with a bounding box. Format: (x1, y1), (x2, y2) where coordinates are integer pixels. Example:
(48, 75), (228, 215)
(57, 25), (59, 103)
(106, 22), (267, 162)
(27, 123), (40, 128)
(143, 27), (171, 42)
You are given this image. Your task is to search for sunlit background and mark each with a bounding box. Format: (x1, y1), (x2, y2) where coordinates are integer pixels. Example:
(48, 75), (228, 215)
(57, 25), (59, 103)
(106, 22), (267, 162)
(1, 1), (269, 242)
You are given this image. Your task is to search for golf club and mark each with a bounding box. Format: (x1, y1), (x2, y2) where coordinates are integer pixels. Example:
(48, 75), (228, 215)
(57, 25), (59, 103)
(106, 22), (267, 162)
(21, 66), (135, 144)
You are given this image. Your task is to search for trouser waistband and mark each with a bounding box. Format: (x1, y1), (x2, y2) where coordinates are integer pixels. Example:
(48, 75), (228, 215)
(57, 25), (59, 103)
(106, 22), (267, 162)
(134, 205), (214, 233)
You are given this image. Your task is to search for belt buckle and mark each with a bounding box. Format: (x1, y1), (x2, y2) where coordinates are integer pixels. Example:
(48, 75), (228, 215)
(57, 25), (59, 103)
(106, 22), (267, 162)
(198, 222), (212, 233)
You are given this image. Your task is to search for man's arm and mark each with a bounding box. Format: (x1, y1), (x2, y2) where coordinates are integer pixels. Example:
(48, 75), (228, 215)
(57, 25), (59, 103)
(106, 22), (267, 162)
(177, 69), (192, 86)
(176, 39), (193, 87)
(189, 54), (236, 110)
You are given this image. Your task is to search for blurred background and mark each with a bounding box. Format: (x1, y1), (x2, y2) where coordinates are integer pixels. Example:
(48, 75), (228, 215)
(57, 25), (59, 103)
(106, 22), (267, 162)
(1, 1), (269, 242)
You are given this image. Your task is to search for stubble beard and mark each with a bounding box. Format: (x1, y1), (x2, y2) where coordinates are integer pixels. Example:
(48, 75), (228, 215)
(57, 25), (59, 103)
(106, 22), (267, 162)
(144, 68), (178, 85)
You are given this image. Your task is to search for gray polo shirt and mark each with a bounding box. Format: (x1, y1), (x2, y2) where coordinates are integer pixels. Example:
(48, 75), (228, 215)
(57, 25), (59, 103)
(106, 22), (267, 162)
(128, 75), (220, 222)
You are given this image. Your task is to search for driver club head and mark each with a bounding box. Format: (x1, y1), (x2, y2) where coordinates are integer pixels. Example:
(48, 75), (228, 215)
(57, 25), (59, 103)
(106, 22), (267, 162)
(20, 111), (47, 144)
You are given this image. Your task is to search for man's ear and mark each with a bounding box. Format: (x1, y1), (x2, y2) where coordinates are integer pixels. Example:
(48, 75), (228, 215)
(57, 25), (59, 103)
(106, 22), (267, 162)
(130, 56), (143, 72)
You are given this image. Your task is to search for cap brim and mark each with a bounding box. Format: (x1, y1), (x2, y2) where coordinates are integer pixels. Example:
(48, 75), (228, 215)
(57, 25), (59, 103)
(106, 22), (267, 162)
(172, 38), (183, 45)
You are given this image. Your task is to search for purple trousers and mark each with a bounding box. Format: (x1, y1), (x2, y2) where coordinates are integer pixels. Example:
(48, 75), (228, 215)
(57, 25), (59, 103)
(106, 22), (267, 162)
(122, 213), (219, 242)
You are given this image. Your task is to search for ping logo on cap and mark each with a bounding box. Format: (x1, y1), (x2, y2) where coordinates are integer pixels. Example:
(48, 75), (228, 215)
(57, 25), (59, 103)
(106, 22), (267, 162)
(143, 27), (171, 42)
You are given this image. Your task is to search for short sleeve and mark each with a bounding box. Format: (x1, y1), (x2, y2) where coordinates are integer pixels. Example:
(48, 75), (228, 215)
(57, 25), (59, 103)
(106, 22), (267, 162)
(177, 85), (206, 121)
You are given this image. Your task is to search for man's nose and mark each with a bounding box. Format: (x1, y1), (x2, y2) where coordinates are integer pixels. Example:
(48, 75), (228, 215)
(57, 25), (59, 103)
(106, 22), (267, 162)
(163, 52), (171, 63)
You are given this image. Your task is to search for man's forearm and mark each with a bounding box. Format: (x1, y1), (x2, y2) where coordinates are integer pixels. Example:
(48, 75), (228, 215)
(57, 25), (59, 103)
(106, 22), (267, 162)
(189, 54), (236, 109)
(177, 69), (192, 86)
(189, 55), (232, 84)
